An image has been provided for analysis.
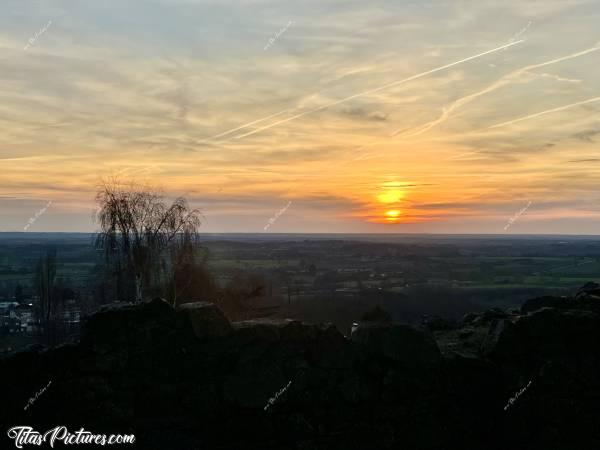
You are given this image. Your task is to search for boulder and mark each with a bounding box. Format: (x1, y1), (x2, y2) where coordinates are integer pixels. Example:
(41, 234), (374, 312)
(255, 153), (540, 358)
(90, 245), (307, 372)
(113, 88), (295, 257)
(481, 308), (508, 322)
(351, 322), (441, 367)
(176, 301), (232, 340)
(576, 281), (600, 297)
(521, 296), (571, 313)
(360, 305), (393, 322)
(232, 318), (293, 342)
(572, 282), (600, 312)
(481, 319), (517, 358)
(421, 315), (456, 331)
(81, 297), (176, 351)
(458, 328), (474, 339)
(482, 307), (600, 367)
(309, 323), (356, 369)
(461, 312), (479, 324)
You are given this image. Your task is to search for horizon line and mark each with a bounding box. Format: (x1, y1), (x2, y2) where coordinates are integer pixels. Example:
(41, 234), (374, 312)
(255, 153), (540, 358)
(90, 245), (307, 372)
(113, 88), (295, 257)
(1, 231), (599, 238)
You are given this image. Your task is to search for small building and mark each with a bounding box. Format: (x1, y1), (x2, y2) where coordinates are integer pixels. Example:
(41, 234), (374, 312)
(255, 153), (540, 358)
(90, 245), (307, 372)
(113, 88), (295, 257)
(1, 314), (21, 335)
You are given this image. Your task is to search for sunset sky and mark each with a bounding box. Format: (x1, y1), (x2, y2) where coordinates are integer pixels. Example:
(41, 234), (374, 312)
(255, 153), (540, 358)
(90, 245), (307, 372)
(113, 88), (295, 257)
(1, 0), (600, 233)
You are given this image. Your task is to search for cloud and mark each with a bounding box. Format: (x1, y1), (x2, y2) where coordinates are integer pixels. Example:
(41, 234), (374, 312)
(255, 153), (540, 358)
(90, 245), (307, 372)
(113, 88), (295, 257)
(342, 107), (388, 121)
(2, 0), (600, 233)
(393, 43), (600, 138)
(571, 128), (600, 142)
(539, 73), (582, 83)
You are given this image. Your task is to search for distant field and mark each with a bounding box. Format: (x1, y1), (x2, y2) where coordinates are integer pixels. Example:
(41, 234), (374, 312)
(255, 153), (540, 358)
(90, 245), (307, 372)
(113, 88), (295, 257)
(1, 233), (599, 323)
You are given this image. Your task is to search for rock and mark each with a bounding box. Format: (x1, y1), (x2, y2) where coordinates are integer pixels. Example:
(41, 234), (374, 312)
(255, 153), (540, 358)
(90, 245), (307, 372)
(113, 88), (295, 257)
(521, 296), (571, 313)
(3, 294), (600, 449)
(279, 320), (320, 343)
(223, 363), (287, 408)
(176, 301), (232, 340)
(462, 312), (479, 324)
(482, 307), (600, 367)
(232, 318), (292, 342)
(309, 323), (356, 369)
(481, 308), (508, 322)
(458, 328), (474, 339)
(481, 319), (516, 358)
(360, 305), (392, 322)
(576, 281), (600, 296)
(351, 322), (441, 367)
(572, 282), (600, 312)
(421, 315), (456, 331)
(41, 343), (80, 373)
(82, 297), (176, 351)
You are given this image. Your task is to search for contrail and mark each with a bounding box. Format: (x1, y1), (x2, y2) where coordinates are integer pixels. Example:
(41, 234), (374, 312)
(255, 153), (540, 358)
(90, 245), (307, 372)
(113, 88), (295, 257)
(489, 96), (600, 129)
(0, 155), (57, 163)
(391, 43), (600, 138)
(203, 108), (292, 142)
(234, 40), (525, 139)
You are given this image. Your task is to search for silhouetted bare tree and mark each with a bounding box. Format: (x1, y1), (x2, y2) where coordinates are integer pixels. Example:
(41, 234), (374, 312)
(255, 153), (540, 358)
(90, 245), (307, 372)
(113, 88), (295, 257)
(94, 178), (202, 302)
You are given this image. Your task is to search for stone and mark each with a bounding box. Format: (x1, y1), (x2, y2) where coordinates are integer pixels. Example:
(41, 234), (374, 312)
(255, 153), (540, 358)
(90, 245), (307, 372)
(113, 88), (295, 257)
(481, 308), (508, 322)
(421, 315), (456, 331)
(521, 296), (571, 313)
(81, 297), (176, 351)
(462, 312), (479, 324)
(351, 322), (441, 367)
(231, 318), (287, 342)
(482, 307), (600, 367)
(481, 319), (516, 358)
(176, 301), (232, 340)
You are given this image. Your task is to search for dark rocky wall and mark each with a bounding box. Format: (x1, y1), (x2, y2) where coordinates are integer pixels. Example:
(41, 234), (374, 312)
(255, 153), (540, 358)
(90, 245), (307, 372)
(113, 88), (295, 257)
(2, 290), (600, 450)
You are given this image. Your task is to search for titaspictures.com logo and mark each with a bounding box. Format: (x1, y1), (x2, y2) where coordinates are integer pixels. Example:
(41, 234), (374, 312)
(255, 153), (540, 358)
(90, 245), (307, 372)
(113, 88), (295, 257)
(7, 426), (135, 448)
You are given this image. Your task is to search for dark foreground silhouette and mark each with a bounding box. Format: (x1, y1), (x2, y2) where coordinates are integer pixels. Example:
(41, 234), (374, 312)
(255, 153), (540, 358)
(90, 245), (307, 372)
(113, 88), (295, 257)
(2, 283), (600, 449)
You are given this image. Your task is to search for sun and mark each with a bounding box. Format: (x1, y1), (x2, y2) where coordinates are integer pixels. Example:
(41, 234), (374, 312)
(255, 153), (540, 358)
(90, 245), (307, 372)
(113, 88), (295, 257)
(385, 210), (402, 222)
(374, 181), (407, 223)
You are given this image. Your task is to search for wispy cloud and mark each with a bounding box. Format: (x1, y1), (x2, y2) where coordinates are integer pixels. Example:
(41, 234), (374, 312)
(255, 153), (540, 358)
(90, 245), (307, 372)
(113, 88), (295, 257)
(393, 43), (600, 138)
(233, 41), (524, 140)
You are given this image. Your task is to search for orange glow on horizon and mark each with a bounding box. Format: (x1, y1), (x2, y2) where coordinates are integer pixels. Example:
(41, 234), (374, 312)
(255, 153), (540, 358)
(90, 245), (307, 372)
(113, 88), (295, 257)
(377, 188), (404, 204)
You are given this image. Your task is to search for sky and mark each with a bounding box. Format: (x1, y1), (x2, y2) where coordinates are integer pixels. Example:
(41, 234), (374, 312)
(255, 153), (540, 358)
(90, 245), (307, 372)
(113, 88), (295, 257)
(1, 0), (600, 234)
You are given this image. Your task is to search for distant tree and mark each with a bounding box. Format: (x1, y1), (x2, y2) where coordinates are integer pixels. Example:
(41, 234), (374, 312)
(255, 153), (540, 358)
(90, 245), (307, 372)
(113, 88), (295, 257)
(94, 178), (202, 302)
(14, 284), (25, 303)
(217, 271), (266, 320)
(34, 249), (62, 344)
(166, 235), (218, 306)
